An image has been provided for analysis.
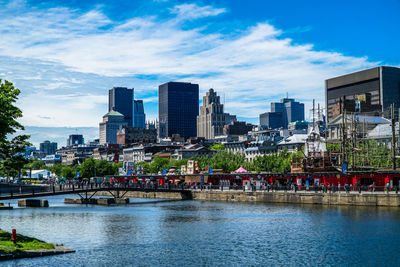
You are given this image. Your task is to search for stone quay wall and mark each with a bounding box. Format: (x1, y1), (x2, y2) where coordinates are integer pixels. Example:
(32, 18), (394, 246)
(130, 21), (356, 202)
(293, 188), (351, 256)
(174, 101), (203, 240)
(99, 190), (400, 207)
(97, 191), (184, 200)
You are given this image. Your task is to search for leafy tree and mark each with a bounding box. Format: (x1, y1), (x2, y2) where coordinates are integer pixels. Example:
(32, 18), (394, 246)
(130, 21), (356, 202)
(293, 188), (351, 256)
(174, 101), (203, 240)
(209, 143), (225, 150)
(0, 79), (31, 177)
(49, 164), (63, 177)
(61, 165), (74, 179)
(136, 161), (151, 174)
(150, 156), (170, 174)
(24, 158), (46, 170)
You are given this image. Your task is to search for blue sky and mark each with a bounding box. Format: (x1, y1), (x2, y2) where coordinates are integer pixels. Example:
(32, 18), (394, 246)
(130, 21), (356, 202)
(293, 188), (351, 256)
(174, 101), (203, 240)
(1, 0), (399, 146)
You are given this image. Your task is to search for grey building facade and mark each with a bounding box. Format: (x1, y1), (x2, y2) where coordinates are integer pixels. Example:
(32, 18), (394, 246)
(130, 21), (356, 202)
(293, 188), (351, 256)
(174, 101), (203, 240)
(109, 87), (134, 126)
(159, 82), (199, 139)
(99, 110), (128, 145)
(197, 88), (236, 139)
(325, 66), (400, 122)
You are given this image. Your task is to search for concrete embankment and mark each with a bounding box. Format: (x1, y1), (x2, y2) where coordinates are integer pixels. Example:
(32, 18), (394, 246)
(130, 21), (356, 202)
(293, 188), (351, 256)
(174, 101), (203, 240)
(100, 190), (400, 207)
(98, 191), (185, 200)
(0, 246), (75, 261)
(191, 191), (400, 207)
(64, 198), (129, 205)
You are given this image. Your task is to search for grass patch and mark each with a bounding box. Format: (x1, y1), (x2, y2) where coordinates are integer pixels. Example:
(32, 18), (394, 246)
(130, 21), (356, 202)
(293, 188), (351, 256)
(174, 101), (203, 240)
(0, 229), (55, 253)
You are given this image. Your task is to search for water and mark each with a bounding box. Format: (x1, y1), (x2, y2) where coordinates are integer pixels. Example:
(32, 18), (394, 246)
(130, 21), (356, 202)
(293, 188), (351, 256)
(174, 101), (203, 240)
(1, 196), (400, 266)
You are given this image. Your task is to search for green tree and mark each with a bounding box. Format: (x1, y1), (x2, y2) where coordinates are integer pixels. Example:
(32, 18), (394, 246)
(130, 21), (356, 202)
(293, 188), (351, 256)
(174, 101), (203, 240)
(60, 165), (74, 179)
(24, 158), (46, 170)
(209, 143), (225, 150)
(0, 79), (31, 177)
(150, 156), (170, 174)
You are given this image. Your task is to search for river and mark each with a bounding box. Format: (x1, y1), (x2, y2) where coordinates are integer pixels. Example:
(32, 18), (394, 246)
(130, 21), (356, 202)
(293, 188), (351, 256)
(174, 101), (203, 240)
(1, 195), (400, 266)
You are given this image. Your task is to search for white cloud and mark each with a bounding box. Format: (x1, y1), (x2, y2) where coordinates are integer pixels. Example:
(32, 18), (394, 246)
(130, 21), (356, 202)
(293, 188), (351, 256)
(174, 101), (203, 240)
(0, 1), (379, 130)
(169, 3), (227, 20)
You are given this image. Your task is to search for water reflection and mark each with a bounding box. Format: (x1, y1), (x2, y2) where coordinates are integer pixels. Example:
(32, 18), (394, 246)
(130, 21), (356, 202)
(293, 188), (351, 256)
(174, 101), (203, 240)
(1, 197), (400, 266)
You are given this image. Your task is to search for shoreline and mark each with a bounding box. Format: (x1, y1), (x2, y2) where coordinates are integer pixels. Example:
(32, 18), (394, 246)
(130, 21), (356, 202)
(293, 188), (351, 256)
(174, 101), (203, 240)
(97, 190), (400, 207)
(0, 245), (75, 261)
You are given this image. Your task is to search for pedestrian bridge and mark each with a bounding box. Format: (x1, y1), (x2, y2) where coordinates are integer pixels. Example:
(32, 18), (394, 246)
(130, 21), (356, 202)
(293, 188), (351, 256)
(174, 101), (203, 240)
(0, 184), (192, 201)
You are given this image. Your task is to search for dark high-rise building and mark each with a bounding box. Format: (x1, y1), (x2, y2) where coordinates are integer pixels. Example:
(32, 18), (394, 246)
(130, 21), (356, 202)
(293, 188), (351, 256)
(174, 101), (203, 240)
(108, 87), (134, 126)
(259, 97), (305, 129)
(133, 100), (146, 129)
(39, 140), (57, 155)
(67, 134), (84, 146)
(159, 82), (199, 139)
(325, 66), (400, 122)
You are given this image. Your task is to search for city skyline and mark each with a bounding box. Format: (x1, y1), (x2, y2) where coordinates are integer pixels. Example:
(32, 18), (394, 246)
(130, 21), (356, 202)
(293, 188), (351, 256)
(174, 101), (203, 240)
(2, 0), (399, 145)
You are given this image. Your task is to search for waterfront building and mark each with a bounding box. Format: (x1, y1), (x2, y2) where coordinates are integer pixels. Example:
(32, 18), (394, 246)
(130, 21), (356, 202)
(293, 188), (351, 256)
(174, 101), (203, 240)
(109, 87), (134, 126)
(158, 82), (199, 139)
(260, 97), (305, 129)
(197, 88), (237, 139)
(133, 100), (146, 129)
(99, 110), (128, 145)
(325, 66), (400, 122)
(39, 140), (57, 155)
(67, 134), (84, 146)
(116, 127), (157, 146)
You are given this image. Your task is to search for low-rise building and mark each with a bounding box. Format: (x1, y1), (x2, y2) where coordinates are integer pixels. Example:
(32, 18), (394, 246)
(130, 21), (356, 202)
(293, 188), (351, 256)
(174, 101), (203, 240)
(92, 144), (122, 162)
(327, 114), (390, 140)
(223, 121), (253, 136)
(117, 127), (157, 146)
(277, 134), (308, 152)
(42, 155), (62, 166)
(123, 145), (180, 163)
(172, 144), (214, 160)
(56, 145), (98, 165)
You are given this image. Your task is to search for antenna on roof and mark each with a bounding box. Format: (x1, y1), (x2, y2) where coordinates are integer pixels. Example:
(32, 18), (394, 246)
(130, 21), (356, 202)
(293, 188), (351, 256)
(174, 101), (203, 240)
(286, 92), (288, 98)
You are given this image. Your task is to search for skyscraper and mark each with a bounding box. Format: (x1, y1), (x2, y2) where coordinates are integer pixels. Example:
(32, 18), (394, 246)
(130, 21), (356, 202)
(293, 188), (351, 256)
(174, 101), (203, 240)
(259, 97), (304, 129)
(133, 100), (146, 129)
(159, 82), (199, 139)
(197, 88), (236, 139)
(108, 87), (134, 126)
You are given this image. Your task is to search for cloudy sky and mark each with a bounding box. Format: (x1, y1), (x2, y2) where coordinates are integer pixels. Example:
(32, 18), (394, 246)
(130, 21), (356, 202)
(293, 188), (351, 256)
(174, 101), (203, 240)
(1, 0), (399, 146)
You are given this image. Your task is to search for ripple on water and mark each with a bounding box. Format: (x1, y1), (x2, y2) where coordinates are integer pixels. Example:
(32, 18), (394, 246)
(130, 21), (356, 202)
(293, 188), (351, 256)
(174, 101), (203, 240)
(1, 197), (400, 266)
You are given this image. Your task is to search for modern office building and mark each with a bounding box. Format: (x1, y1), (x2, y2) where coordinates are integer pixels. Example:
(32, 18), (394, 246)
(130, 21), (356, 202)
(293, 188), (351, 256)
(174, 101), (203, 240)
(67, 134), (84, 146)
(197, 88), (237, 139)
(133, 100), (146, 129)
(39, 140), (57, 155)
(99, 110), (128, 145)
(159, 82), (199, 139)
(108, 87), (134, 126)
(325, 66), (400, 122)
(259, 97), (305, 129)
